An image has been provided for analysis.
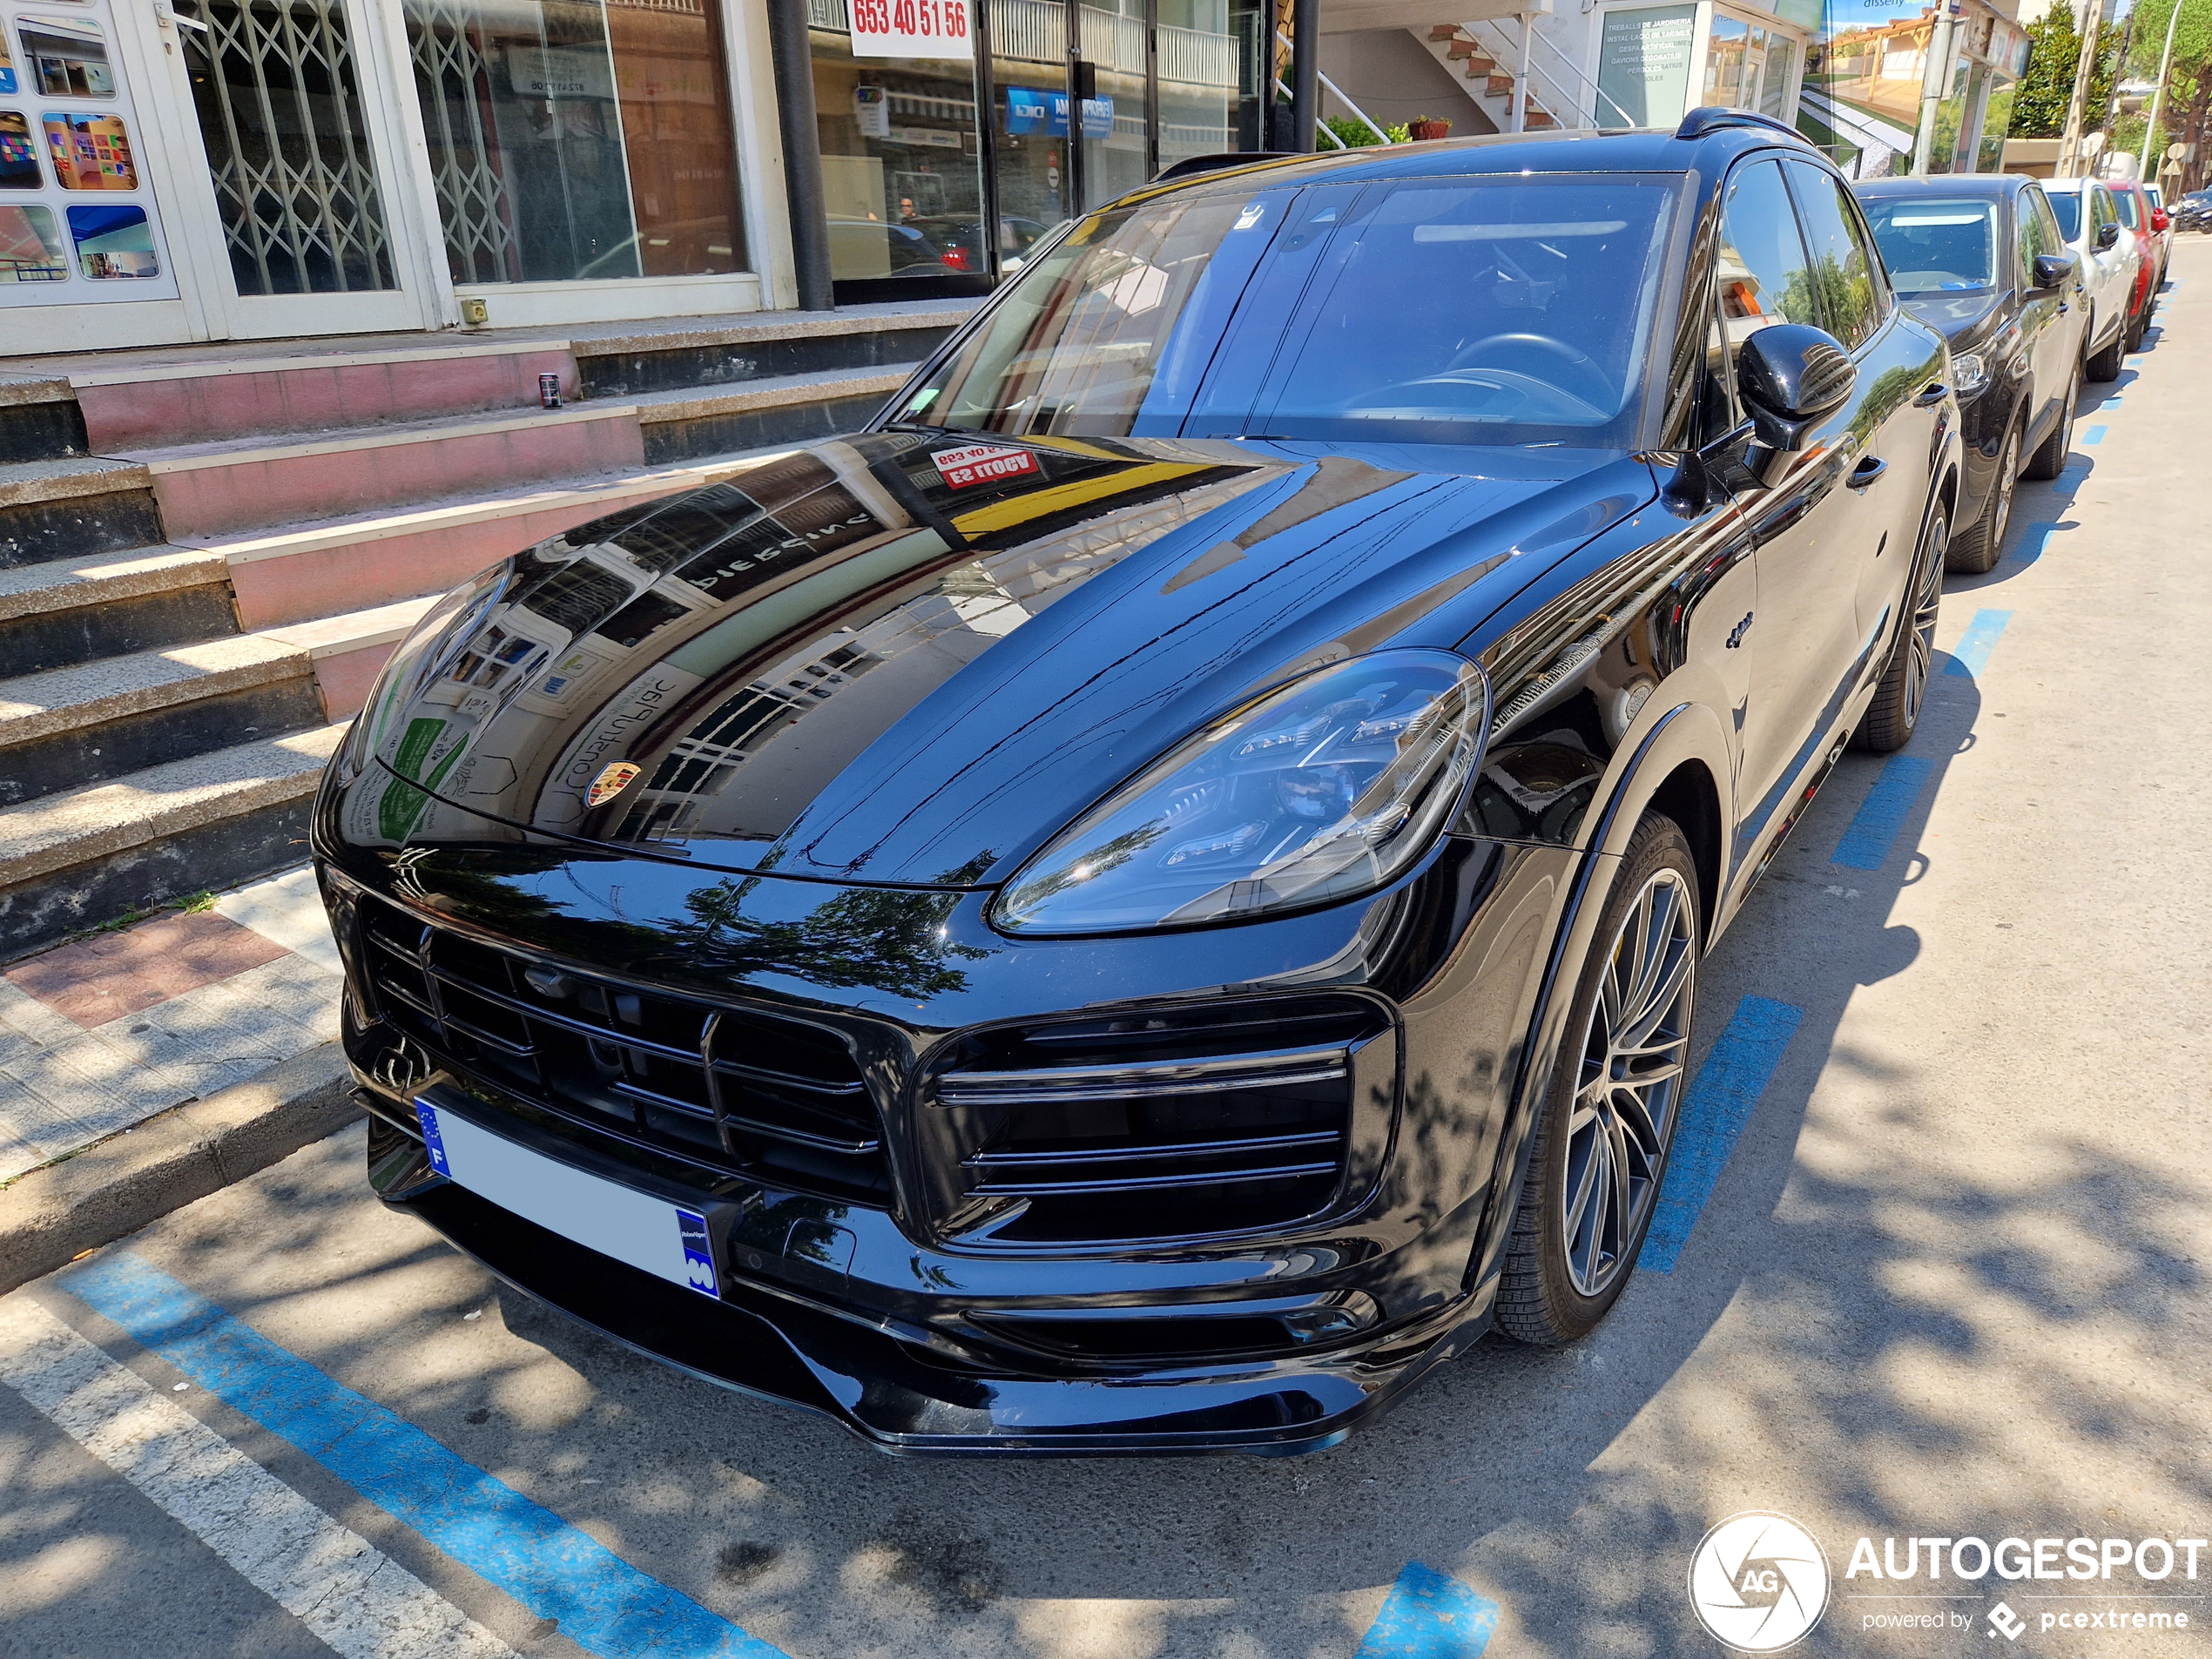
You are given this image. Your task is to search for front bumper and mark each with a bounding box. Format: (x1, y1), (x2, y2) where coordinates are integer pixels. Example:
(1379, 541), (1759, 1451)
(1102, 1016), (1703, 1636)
(361, 1102), (1482, 1455)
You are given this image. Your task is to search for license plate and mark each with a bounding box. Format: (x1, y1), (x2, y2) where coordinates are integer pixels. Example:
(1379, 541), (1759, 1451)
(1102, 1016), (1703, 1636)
(414, 1098), (719, 1298)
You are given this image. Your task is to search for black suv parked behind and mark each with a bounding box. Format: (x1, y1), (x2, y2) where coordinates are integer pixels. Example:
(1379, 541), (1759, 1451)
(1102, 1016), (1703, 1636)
(1856, 175), (2090, 573)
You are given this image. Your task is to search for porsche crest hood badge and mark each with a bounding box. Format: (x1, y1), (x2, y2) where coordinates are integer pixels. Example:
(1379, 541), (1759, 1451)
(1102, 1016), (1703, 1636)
(587, 762), (642, 808)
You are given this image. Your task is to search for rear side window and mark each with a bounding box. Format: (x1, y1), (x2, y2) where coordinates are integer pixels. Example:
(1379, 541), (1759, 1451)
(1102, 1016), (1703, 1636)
(2114, 190), (2141, 228)
(2017, 189), (2053, 281)
(1783, 158), (1884, 352)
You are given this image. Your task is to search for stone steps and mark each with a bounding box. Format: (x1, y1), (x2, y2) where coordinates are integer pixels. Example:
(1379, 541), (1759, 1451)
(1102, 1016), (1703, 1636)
(0, 725), (347, 951)
(0, 546), (235, 676)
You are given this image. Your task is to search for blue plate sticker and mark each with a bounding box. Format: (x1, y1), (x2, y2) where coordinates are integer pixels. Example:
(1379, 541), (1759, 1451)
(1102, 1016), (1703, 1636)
(414, 1098), (451, 1177)
(676, 1208), (718, 1298)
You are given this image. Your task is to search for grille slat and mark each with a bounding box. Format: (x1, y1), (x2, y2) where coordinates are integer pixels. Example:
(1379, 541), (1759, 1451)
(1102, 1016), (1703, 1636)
(357, 894), (885, 1197)
(933, 999), (1386, 1244)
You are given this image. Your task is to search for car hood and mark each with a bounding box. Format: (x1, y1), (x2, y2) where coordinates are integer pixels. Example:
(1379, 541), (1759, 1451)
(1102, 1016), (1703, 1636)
(1896, 288), (2005, 341)
(341, 429), (1655, 887)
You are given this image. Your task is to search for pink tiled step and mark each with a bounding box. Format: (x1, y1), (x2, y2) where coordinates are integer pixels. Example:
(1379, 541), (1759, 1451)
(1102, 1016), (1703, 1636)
(129, 404), (648, 539)
(71, 341), (580, 452)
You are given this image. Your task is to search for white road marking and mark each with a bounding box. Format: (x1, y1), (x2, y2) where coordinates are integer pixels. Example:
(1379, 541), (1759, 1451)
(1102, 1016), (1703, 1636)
(0, 1298), (515, 1659)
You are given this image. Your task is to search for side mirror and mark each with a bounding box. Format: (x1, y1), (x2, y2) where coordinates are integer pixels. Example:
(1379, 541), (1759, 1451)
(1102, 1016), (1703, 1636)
(2032, 252), (2076, 290)
(1737, 324), (1856, 454)
(2096, 221), (2121, 250)
(2153, 208), (2170, 232)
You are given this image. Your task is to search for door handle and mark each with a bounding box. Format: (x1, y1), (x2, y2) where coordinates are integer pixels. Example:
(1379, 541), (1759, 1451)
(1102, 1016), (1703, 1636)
(1847, 455), (1888, 490)
(1913, 383), (1949, 408)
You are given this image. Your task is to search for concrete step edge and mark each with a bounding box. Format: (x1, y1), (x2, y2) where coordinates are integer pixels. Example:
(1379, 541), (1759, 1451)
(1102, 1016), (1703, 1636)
(0, 456), (152, 512)
(0, 546), (229, 626)
(61, 336), (577, 390)
(565, 299), (980, 361)
(0, 1044), (361, 1298)
(0, 725), (345, 889)
(0, 375), (75, 410)
(123, 401), (645, 475)
(260, 594), (442, 661)
(187, 460), (740, 569)
(0, 636), (311, 751)
(630, 365), (916, 427)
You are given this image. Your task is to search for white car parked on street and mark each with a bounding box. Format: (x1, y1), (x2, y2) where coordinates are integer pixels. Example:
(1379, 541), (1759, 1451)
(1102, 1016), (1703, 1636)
(2040, 176), (2142, 381)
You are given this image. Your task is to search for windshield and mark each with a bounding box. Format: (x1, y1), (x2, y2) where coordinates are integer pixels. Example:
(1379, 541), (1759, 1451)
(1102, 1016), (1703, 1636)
(2047, 192), (2081, 242)
(894, 173), (1683, 450)
(1863, 198), (2000, 291)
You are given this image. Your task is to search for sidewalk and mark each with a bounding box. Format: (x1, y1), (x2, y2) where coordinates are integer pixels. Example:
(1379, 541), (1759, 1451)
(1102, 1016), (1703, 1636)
(0, 866), (342, 1184)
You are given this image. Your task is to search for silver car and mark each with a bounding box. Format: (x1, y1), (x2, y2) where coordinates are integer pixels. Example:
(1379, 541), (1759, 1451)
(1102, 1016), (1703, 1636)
(2040, 176), (2142, 381)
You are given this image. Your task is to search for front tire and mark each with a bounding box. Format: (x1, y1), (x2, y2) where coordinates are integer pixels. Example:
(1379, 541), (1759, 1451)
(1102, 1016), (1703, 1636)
(1854, 501), (1946, 753)
(1946, 421), (2016, 574)
(1496, 814), (1699, 1346)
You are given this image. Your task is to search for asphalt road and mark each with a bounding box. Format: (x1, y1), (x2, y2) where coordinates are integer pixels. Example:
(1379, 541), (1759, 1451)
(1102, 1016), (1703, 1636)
(4, 242), (2209, 1659)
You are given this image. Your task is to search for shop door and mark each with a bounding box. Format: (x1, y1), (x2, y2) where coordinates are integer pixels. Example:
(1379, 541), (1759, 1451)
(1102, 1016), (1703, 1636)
(158, 0), (437, 336)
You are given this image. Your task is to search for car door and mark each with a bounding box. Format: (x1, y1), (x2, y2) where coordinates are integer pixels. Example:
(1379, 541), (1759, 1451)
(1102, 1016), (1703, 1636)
(2016, 185), (2074, 437)
(2087, 185), (2128, 344)
(1781, 157), (1933, 652)
(1713, 155), (1871, 853)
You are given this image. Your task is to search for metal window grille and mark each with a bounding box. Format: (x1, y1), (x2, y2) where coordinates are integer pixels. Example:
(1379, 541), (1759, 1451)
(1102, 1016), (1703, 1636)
(405, 0), (519, 284)
(184, 0), (398, 294)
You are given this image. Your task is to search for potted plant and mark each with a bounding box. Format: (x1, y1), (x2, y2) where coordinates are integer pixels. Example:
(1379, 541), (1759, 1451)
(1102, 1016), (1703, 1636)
(1409, 114), (1453, 142)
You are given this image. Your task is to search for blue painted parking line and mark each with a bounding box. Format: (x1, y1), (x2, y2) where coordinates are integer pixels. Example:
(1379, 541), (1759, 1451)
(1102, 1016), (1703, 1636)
(2082, 425), (2107, 445)
(1944, 608), (2012, 678)
(2099, 396), (2123, 408)
(1641, 997), (1804, 1274)
(1829, 754), (1935, 871)
(2054, 465), (2088, 495)
(2013, 522), (2061, 566)
(64, 1253), (787, 1659)
(1356, 1562), (1501, 1658)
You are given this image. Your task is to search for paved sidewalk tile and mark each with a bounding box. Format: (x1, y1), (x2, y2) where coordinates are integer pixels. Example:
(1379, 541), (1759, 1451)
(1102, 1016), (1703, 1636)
(0, 865), (343, 1184)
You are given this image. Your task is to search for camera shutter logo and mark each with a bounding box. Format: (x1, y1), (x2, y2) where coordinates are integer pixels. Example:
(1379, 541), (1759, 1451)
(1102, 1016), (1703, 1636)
(1688, 1512), (1831, 1651)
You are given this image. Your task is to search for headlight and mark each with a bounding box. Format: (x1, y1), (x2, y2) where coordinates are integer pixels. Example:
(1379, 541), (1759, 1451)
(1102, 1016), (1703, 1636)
(1950, 349), (1988, 397)
(994, 650), (1490, 935)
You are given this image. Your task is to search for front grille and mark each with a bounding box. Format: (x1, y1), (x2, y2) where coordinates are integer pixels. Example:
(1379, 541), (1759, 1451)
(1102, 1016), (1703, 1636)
(356, 895), (886, 1197)
(927, 998), (1394, 1244)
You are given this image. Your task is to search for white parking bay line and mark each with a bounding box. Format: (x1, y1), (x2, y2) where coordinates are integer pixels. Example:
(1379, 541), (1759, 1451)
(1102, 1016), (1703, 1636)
(0, 1298), (515, 1659)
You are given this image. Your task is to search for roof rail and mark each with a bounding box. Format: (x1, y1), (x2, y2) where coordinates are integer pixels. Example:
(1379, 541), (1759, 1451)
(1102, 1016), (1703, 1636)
(1674, 107), (1813, 146)
(1152, 152), (1300, 185)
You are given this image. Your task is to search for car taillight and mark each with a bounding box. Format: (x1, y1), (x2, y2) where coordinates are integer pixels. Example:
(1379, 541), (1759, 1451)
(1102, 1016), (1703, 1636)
(941, 246), (972, 271)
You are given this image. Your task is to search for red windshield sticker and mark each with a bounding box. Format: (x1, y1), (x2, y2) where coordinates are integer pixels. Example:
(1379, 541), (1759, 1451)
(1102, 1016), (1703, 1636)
(934, 443), (1040, 490)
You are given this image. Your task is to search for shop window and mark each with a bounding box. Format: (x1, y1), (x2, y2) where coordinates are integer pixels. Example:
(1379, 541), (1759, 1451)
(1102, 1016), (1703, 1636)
(406, 0), (747, 286)
(811, 0), (985, 293)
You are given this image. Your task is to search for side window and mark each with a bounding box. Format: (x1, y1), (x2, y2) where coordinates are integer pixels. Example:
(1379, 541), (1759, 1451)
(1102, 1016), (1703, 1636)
(1697, 288), (1739, 443)
(2034, 192), (2066, 262)
(1716, 159), (1817, 379)
(2016, 190), (2047, 283)
(2091, 187), (2114, 235)
(1782, 158), (1882, 352)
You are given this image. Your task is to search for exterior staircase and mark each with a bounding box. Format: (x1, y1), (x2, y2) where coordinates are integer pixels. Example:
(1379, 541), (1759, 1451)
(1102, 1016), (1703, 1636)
(0, 301), (974, 958)
(1418, 15), (1574, 134)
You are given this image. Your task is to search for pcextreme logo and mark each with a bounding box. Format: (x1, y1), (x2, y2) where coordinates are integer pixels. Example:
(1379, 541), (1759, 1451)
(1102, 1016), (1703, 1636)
(1689, 1512), (1832, 1652)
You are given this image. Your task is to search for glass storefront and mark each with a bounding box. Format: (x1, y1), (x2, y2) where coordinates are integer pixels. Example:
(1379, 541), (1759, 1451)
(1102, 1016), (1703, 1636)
(406, 0), (749, 285)
(809, 0), (1255, 301)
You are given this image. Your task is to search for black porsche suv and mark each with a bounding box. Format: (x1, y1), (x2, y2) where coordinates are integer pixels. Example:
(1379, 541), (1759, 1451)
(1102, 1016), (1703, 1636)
(316, 111), (1959, 1456)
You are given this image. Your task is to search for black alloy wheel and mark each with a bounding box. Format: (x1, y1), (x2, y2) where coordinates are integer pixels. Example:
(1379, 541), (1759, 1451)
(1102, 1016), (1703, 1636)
(2025, 364), (2078, 481)
(1947, 422), (2017, 575)
(1854, 502), (1946, 753)
(1498, 813), (1699, 1345)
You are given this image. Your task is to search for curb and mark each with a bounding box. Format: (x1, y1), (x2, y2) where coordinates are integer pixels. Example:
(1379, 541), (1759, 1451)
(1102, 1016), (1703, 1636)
(0, 1043), (361, 1296)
